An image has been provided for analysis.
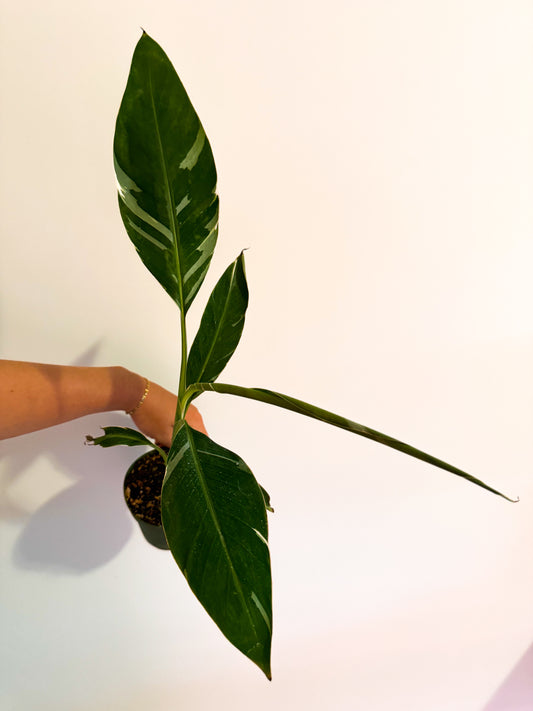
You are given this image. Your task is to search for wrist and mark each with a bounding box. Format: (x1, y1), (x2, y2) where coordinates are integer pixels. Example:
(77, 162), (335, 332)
(110, 367), (146, 414)
(126, 377), (150, 415)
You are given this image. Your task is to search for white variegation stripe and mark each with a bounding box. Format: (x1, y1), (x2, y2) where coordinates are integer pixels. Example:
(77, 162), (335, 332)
(114, 155), (174, 245)
(167, 441), (190, 473)
(175, 195), (191, 216)
(181, 209), (218, 277)
(196, 448), (240, 466)
(185, 271), (210, 310)
(252, 528), (269, 548)
(250, 591), (272, 633)
(217, 347), (241, 361)
(179, 126), (206, 171)
(204, 212), (218, 235)
(183, 229), (218, 285)
(126, 217), (167, 250)
(114, 154), (141, 192)
(231, 315), (245, 327)
(119, 189), (174, 244)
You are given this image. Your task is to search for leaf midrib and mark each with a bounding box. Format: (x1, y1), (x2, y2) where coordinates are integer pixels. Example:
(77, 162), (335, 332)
(185, 427), (256, 630)
(148, 67), (184, 310)
(194, 260), (238, 382)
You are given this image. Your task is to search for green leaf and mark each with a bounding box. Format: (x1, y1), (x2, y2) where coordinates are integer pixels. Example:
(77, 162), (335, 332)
(260, 485), (274, 513)
(187, 252), (248, 386)
(161, 423), (272, 678)
(188, 382), (516, 502)
(85, 426), (157, 449)
(114, 32), (218, 313)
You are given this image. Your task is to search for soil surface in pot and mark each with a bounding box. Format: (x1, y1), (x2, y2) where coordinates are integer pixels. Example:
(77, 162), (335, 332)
(124, 449), (167, 526)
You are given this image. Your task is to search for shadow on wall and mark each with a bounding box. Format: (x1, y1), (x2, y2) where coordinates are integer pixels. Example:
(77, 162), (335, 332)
(0, 345), (142, 574)
(482, 641), (533, 711)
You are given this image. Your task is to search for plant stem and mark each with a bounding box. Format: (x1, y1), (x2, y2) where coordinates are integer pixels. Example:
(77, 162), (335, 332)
(154, 442), (169, 462)
(175, 308), (188, 430)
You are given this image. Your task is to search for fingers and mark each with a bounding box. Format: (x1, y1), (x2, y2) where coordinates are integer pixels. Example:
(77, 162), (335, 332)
(185, 403), (207, 435)
(129, 379), (207, 445)
(130, 381), (176, 446)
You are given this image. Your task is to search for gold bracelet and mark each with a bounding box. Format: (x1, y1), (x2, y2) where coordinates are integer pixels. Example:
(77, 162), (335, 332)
(126, 378), (150, 416)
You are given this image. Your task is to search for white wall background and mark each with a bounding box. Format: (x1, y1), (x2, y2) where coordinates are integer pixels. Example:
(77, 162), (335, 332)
(1, 2), (532, 709)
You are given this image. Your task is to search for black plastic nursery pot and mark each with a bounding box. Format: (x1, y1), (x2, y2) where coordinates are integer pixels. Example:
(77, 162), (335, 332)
(124, 449), (169, 550)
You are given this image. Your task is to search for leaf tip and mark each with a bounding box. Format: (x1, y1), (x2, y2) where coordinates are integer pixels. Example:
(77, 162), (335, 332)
(259, 660), (272, 680)
(497, 492), (519, 503)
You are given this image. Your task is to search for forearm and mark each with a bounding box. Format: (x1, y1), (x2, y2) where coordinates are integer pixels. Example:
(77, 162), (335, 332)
(0, 361), (144, 440)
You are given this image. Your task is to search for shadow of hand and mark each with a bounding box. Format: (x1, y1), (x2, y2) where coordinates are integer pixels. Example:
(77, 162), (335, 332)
(1, 413), (139, 574)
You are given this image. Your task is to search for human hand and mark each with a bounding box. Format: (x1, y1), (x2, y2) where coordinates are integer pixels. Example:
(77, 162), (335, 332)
(130, 380), (207, 447)
(183, 402), (207, 435)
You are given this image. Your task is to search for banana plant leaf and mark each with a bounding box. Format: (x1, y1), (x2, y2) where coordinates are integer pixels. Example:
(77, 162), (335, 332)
(114, 32), (219, 312)
(162, 423), (272, 678)
(187, 382), (516, 502)
(187, 251), (249, 386)
(86, 426), (157, 449)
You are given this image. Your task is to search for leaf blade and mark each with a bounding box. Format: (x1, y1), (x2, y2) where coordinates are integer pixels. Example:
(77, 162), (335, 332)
(162, 423), (272, 678)
(114, 32), (218, 312)
(85, 426), (156, 449)
(187, 252), (249, 385)
(189, 382), (516, 502)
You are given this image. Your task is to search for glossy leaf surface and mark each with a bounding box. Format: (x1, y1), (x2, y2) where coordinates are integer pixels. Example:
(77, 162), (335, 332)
(187, 252), (248, 386)
(114, 33), (218, 312)
(85, 426), (167, 460)
(190, 383), (515, 502)
(161, 423), (272, 678)
(85, 426), (156, 449)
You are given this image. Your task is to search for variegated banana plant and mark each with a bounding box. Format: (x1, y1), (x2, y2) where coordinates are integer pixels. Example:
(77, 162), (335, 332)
(88, 32), (513, 680)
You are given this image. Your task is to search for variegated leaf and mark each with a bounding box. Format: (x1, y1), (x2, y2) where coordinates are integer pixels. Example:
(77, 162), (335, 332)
(186, 252), (248, 386)
(114, 32), (218, 312)
(162, 423), (272, 678)
(189, 382), (516, 502)
(85, 426), (156, 449)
